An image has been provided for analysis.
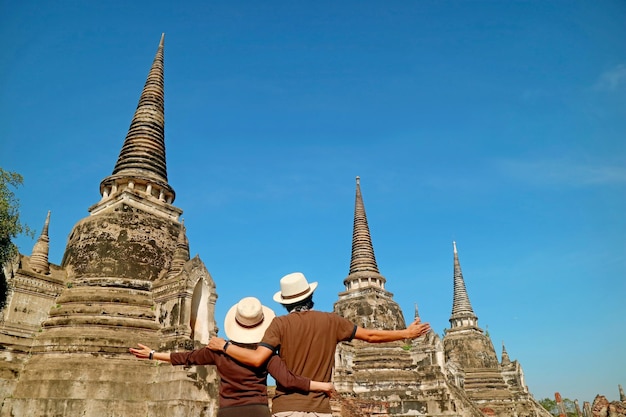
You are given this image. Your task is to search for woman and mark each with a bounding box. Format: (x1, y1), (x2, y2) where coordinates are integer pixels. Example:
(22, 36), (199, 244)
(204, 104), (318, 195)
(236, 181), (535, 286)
(130, 296), (333, 417)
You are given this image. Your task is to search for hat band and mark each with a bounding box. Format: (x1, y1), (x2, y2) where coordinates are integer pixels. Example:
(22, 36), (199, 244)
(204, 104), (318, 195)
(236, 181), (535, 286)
(235, 314), (264, 329)
(281, 286), (311, 300)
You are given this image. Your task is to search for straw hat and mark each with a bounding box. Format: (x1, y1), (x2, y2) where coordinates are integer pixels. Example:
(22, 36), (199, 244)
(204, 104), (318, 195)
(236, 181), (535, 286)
(224, 297), (275, 343)
(272, 272), (318, 305)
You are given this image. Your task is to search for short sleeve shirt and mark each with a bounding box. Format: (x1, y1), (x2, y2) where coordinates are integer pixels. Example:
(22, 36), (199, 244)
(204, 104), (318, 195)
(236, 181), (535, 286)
(260, 310), (357, 413)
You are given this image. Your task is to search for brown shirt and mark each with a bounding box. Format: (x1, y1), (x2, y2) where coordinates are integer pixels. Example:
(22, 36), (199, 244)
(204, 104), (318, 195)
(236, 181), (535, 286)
(170, 347), (311, 410)
(260, 310), (357, 413)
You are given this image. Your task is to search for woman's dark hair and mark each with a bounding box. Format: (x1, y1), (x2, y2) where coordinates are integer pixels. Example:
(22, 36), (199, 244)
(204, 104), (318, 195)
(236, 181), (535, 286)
(284, 294), (314, 313)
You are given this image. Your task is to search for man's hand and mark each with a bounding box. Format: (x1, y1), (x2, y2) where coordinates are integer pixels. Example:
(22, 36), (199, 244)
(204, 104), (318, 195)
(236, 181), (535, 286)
(208, 336), (227, 352)
(405, 319), (431, 339)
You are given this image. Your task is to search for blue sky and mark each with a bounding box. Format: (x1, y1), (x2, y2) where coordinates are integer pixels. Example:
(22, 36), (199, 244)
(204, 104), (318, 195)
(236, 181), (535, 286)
(1, 0), (625, 405)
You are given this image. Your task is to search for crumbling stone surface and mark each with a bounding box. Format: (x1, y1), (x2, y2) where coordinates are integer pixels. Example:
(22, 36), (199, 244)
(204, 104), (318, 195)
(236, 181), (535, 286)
(443, 330), (500, 370)
(61, 204), (179, 281)
(0, 200), (220, 416)
(591, 395), (626, 417)
(334, 289), (406, 331)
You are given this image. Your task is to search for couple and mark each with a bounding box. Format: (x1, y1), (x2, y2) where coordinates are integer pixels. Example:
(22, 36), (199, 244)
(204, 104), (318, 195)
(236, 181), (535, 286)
(131, 272), (431, 417)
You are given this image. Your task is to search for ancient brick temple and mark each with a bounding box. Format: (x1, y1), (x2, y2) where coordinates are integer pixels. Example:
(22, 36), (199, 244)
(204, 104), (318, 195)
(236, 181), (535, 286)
(331, 177), (551, 417)
(0, 35), (219, 417)
(2, 36), (555, 417)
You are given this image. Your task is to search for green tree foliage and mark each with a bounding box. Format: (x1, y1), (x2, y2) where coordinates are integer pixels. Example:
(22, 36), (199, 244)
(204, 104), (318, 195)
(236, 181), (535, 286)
(539, 398), (557, 415)
(1, 168), (34, 308)
(562, 398), (578, 417)
(538, 397), (578, 417)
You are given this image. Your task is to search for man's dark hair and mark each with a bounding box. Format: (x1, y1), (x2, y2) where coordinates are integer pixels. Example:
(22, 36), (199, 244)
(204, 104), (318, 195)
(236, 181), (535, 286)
(284, 295), (314, 313)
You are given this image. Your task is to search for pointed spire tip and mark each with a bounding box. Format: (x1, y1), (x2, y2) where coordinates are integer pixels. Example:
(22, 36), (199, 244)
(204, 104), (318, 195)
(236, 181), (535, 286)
(103, 33), (174, 200)
(42, 210), (51, 235)
(347, 175), (381, 278)
(160, 33), (165, 47)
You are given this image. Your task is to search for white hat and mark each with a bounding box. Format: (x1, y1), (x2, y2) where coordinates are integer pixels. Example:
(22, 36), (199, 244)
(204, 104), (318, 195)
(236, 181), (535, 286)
(272, 272), (318, 305)
(224, 297), (276, 343)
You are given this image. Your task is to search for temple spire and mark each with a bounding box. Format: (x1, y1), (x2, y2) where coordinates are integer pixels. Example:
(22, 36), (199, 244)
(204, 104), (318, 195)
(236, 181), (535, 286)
(501, 341), (511, 366)
(343, 176), (386, 291)
(449, 241), (478, 330)
(99, 33), (175, 205)
(30, 211), (51, 274)
(335, 176), (405, 331)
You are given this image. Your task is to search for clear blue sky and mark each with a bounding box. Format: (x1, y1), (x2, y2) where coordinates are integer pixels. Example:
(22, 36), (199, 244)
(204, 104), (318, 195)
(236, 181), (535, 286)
(1, 0), (624, 405)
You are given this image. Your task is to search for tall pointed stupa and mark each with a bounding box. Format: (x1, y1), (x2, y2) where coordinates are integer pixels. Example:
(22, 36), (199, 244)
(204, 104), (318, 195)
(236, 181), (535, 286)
(29, 211), (51, 275)
(0, 35), (219, 417)
(442, 242), (549, 417)
(332, 178), (483, 417)
(449, 241), (479, 331)
(443, 241), (502, 374)
(345, 176), (385, 287)
(96, 33), (175, 213)
(334, 176), (405, 330)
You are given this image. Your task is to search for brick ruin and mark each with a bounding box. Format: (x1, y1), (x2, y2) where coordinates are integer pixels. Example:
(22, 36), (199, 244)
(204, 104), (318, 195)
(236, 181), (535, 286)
(552, 389), (626, 417)
(0, 35), (606, 417)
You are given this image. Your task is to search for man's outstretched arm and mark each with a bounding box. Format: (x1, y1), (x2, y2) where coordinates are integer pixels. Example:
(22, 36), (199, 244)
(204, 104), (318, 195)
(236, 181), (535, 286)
(207, 336), (273, 367)
(354, 318), (431, 343)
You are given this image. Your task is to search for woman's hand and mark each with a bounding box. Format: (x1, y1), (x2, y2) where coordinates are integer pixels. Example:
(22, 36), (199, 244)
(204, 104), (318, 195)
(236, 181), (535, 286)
(129, 343), (152, 359)
(310, 381), (335, 396)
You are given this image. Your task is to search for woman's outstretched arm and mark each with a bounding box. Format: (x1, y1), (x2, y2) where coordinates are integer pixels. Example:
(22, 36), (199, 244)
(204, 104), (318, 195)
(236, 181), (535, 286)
(129, 343), (172, 363)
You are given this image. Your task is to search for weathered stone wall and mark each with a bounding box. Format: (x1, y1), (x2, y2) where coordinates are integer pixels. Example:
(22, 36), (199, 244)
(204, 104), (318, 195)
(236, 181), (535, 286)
(443, 330), (500, 370)
(0, 200), (220, 416)
(442, 331), (551, 417)
(333, 325), (484, 417)
(0, 255), (66, 332)
(62, 203), (179, 281)
(1, 354), (219, 417)
(334, 288), (406, 331)
(501, 359), (528, 395)
(154, 256), (218, 347)
(0, 254), (68, 402)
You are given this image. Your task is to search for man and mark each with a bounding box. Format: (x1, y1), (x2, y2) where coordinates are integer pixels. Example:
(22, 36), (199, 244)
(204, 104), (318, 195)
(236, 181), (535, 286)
(208, 272), (431, 417)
